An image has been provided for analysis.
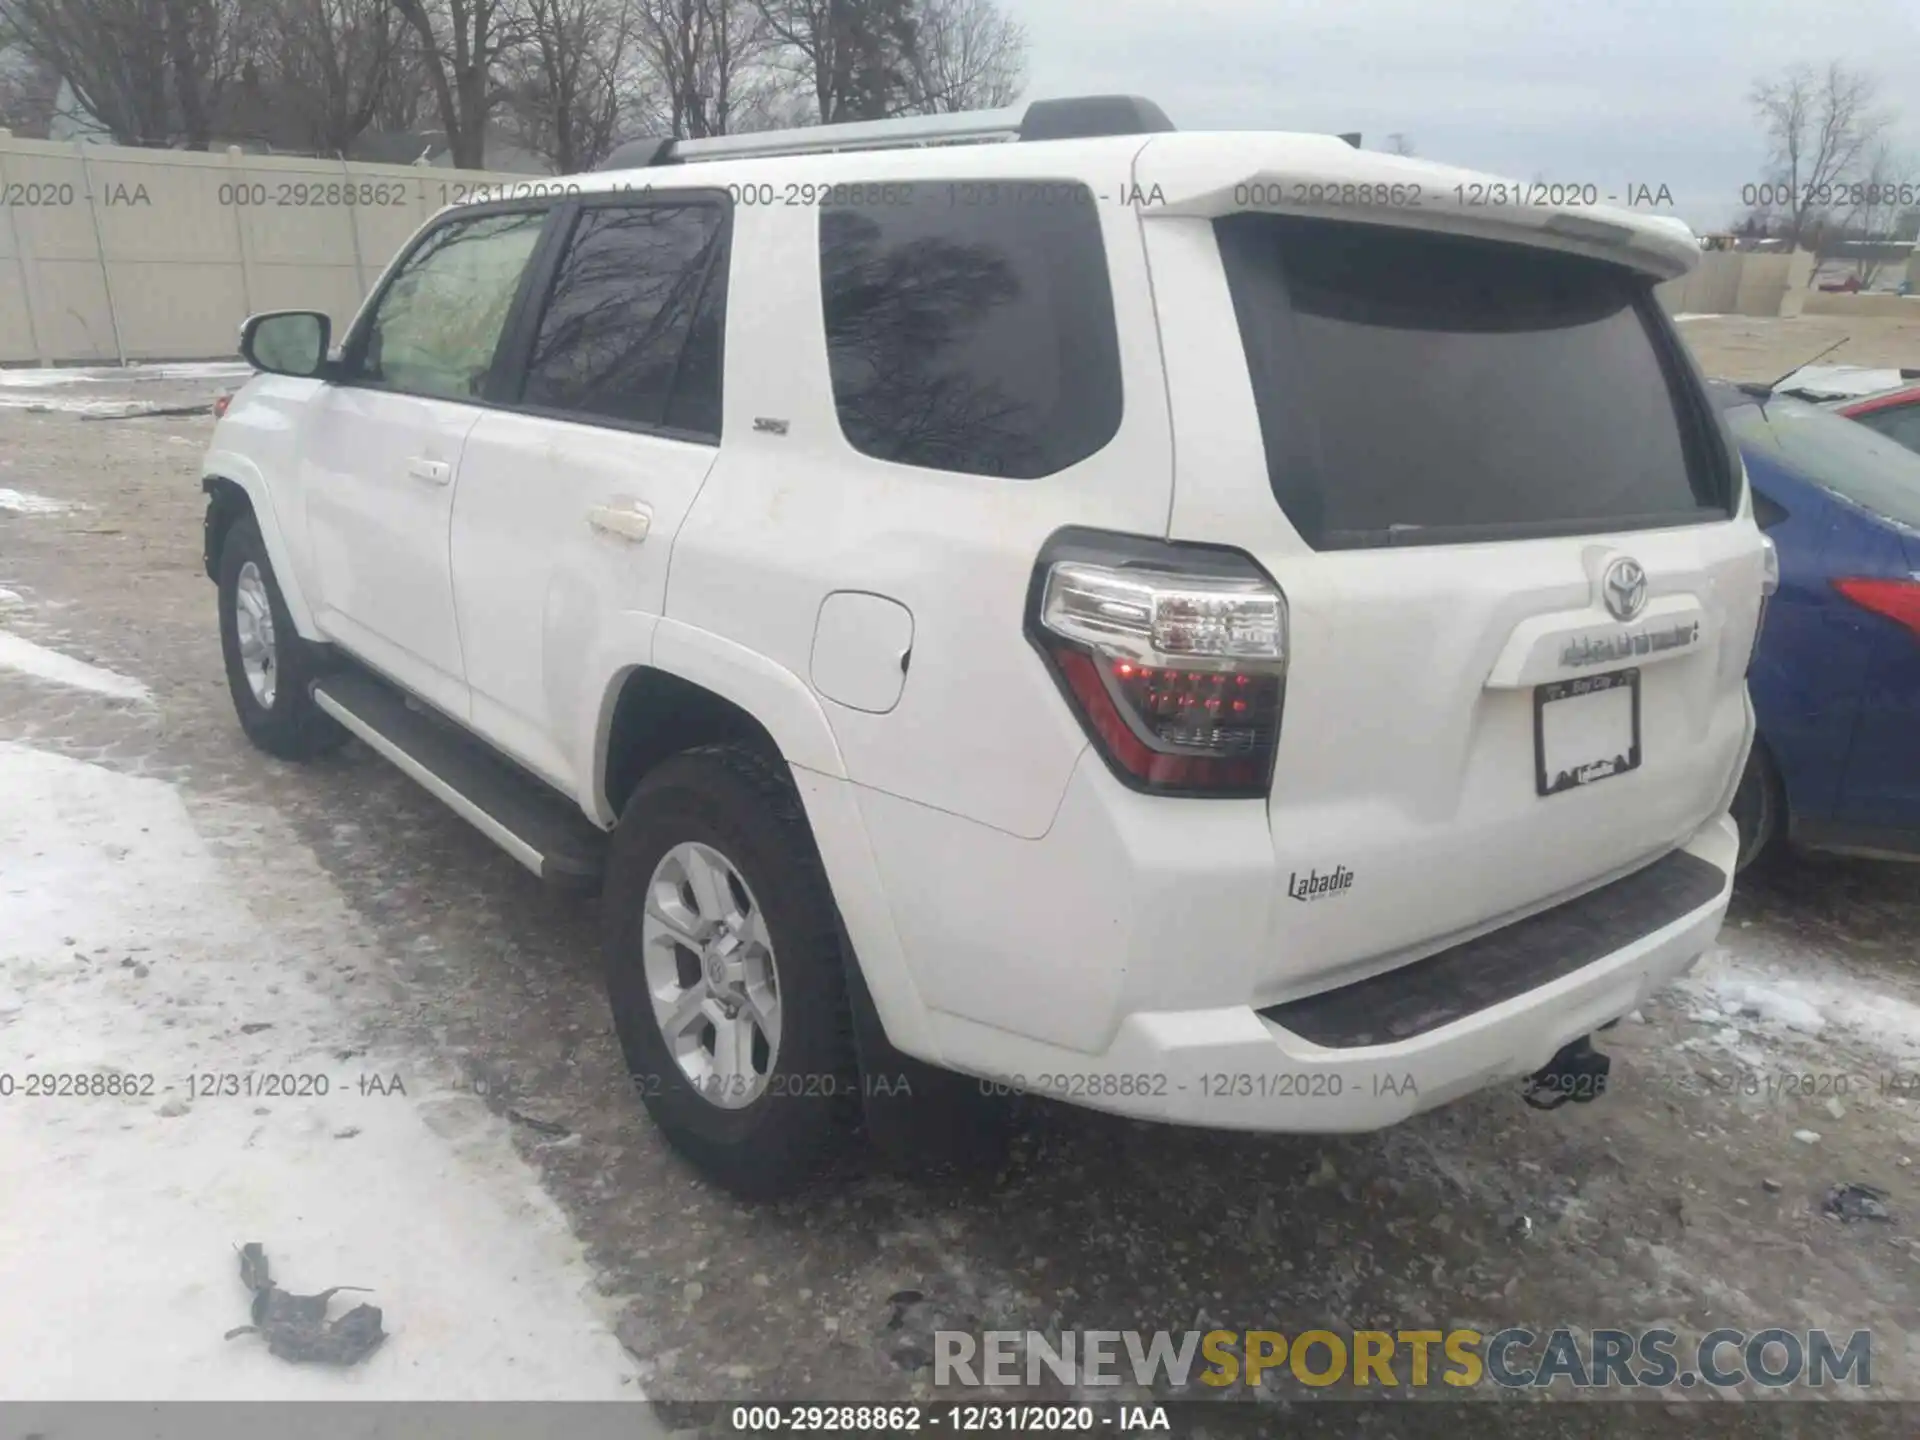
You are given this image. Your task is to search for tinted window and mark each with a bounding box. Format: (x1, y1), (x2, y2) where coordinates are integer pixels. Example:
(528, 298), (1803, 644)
(1214, 215), (1728, 548)
(819, 181), (1122, 479)
(362, 211), (545, 400)
(1726, 395), (1920, 529)
(521, 203), (728, 436)
(1855, 402), (1920, 457)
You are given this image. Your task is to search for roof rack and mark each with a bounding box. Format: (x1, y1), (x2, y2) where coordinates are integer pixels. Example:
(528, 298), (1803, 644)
(597, 95), (1175, 172)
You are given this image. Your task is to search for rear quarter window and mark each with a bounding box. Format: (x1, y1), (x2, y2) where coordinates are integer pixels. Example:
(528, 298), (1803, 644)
(1214, 214), (1732, 548)
(1728, 396), (1920, 530)
(817, 181), (1122, 480)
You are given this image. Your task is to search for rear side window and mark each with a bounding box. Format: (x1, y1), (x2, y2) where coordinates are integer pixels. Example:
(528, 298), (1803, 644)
(520, 202), (729, 438)
(818, 181), (1122, 479)
(1214, 215), (1730, 548)
(1726, 395), (1920, 529)
(1854, 402), (1920, 456)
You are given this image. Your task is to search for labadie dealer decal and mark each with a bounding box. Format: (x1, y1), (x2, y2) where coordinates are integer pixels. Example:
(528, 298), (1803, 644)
(1287, 865), (1354, 903)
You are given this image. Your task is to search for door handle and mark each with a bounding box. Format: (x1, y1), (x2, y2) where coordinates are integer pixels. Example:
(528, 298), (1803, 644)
(407, 457), (452, 485)
(587, 502), (653, 543)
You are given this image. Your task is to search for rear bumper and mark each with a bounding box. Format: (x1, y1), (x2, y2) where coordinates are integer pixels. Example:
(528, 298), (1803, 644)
(922, 812), (1735, 1132)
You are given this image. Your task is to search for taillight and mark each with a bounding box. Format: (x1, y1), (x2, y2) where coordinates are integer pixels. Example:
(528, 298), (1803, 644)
(212, 392), (232, 420)
(1833, 577), (1920, 641)
(1028, 534), (1288, 797)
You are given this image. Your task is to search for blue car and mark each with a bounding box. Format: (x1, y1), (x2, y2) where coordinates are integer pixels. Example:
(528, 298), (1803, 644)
(1714, 380), (1920, 868)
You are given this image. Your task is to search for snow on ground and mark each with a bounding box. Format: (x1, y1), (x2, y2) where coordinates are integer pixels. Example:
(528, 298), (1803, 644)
(0, 362), (251, 388)
(0, 630), (150, 702)
(1776, 364), (1919, 402)
(0, 743), (642, 1399)
(0, 588), (24, 606)
(1676, 931), (1920, 1072)
(0, 487), (81, 516)
(0, 395), (209, 416)
(1671, 313), (1727, 322)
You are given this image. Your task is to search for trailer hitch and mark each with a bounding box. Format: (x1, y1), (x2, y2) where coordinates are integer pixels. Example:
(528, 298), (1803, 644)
(1521, 1035), (1611, 1111)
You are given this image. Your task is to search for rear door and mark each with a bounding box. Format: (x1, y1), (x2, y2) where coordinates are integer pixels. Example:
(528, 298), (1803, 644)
(1138, 164), (1764, 1000)
(1745, 402), (1920, 831)
(449, 193), (730, 796)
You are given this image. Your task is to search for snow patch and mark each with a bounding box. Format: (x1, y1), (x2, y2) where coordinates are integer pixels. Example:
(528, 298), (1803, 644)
(0, 487), (79, 516)
(0, 361), (251, 388)
(1671, 313), (1726, 321)
(0, 743), (640, 1399)
(1678, 943), (1920, 1067)
(0, 395), (196, 416)
(0, 588), (24, 606)
(0, 631), (149, 701)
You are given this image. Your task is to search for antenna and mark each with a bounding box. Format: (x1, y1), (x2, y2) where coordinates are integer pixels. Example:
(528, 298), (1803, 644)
(1739, 337), (1850, 400)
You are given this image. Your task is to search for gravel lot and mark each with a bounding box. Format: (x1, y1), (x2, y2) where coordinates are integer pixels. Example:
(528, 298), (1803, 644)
(3, 334), (1920, 1429)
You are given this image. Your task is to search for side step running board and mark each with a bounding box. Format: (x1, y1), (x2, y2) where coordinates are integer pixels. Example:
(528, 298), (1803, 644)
(311, 670), (608, 889)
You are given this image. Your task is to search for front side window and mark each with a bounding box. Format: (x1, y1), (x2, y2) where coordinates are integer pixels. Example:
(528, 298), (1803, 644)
(361, 210), (546, 401)
(818, 181), (1123, 480)
(520, 202), (729, 437)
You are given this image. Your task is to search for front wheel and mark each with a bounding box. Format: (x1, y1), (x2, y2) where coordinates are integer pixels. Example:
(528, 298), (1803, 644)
(216, 516), (343, 761)
(602, 744), (857, 1198)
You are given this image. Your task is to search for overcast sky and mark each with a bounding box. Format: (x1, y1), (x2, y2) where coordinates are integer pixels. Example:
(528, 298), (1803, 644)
(1015, 0), (1920, 230)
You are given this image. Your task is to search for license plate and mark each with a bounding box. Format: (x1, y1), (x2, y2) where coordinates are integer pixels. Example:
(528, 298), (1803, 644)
(1535, 668), (1641, 797)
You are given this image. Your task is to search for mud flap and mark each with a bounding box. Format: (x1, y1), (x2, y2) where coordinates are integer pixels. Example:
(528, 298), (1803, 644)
(837, 920), (1012, 1174)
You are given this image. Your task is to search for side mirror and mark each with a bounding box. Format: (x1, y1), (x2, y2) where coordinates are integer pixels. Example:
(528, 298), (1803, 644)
(239, 311), (333, 378)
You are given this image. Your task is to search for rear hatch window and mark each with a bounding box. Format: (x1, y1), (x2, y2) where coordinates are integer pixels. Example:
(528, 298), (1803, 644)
(1213, 214), (1734, 549)
(1725, 393), (1920, 530)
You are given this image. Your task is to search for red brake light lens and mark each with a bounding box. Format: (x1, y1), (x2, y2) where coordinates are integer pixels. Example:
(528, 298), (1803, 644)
(212, 392), (232, 420)
(1833, 577), (1920, 640)
(1030, 541), (1289, 798)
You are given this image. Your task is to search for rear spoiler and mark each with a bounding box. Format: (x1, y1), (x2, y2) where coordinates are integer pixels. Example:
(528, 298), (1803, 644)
(1135, 136), (1700, 282)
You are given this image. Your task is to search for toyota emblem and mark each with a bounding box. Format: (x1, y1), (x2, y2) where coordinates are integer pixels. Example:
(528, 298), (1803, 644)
(1602, 557), (1648, 622)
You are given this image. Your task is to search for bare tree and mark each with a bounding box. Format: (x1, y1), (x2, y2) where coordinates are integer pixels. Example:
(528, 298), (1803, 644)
(633, 0), (773, 138)
(392, 0), (530, 168)
(0, 42), (59, 135)
(1383, 131), (1414, 156)
(1749, 61), (1893, 255)
(1, 0), (178, 143)
(245, 0), (401, 154)
(901, 0), (1021, 114)
(754, 0), (917, 124)
(502, 0), (635, 170)
(1844, 143), (1909, 287)
(371, 38), (435, 134)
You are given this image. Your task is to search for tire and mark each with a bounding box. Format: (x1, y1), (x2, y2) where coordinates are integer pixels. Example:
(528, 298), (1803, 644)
(1731, 740), (1785, 873)
(216, 516), (344, 761)
(602, 743), (857, 1198)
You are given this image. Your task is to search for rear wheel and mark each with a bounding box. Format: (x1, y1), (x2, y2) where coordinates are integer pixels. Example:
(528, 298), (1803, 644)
(217, 517), (344, 761)
(602, 744), (856, 1197)
(1731, 741), (1785, 873)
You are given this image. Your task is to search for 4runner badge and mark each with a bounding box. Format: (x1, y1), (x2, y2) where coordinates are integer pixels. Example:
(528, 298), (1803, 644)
(1287, 865), (1355, 903)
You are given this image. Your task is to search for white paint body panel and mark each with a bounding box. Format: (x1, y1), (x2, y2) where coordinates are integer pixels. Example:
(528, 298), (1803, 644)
(811, 592), (914, 715)
(201, 126), (1758, 1134)
(299, 385), (482, 719)
(449, 409), (718, 794)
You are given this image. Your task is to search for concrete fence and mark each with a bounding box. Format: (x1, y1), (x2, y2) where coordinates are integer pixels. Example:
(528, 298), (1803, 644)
(1655, 249), (1817, 319)
(0, 136), (548, 365)
(1798, 290), (1920, 319)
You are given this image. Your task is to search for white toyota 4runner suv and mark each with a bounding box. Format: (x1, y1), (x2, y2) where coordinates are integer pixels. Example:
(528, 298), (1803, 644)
(202, 96), (1774, 1196)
